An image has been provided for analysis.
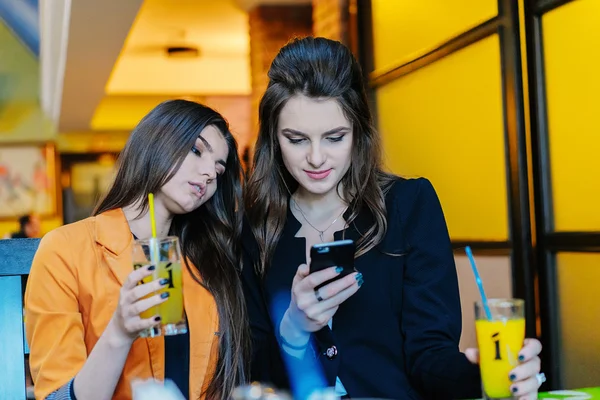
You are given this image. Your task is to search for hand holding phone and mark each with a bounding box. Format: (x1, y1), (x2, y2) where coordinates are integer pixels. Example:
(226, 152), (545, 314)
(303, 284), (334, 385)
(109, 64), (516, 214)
(279, 258), (363, 332)
(283, 240), (361, 335)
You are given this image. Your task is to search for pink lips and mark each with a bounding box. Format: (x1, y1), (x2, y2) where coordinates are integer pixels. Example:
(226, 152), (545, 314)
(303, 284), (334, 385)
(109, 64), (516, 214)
(304, 169), (332, 180)
(189, 182), (206, 198)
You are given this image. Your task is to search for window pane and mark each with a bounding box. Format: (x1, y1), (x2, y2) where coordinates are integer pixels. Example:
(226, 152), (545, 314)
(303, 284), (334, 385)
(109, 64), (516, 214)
(455, 254), (512, 351)
(376, 35), (508, 241)
(372, 0), (497, 72)
(543, 0), (600, 231)
(556, 252), (600, 389)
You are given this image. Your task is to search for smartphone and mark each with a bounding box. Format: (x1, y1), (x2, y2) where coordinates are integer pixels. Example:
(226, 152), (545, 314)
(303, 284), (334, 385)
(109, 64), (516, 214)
(309, 239), (356, 290)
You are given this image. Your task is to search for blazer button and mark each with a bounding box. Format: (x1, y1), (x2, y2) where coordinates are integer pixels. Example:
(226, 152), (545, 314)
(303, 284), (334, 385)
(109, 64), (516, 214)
(324, 345), (338, 360)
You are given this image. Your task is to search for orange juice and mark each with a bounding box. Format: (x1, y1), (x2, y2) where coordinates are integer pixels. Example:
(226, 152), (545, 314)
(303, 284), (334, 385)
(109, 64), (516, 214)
(132, 236), (187, 337)
(138, 261), (184, 324)
(476, 318), (525, 398)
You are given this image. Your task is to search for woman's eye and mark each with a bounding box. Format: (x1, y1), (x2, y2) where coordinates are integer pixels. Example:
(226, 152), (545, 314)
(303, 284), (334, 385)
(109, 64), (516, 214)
(191, 146), (202, 156)
(288, 137), (305, 145)
(327, 135), (344, 143)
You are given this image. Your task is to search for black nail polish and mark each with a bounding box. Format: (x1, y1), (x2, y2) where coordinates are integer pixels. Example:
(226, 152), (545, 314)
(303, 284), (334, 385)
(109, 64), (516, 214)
(148, 265), (156, 271)
(159, 278), (169, 285)
(509, 374), (516, 381)
(518, 355), (525, 362)
(512, 387), (518, 393)
(160, 292), (170, 299)
(154, 316), (161, 322)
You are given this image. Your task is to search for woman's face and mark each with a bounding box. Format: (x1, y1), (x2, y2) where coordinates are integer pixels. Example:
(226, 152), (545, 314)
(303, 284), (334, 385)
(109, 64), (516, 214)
(158, 125), (229, 215)
(276, 94), (353, 197)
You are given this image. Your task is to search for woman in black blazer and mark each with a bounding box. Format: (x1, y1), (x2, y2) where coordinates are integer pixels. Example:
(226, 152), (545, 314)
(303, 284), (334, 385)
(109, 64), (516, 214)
(241, 36), (543, 400)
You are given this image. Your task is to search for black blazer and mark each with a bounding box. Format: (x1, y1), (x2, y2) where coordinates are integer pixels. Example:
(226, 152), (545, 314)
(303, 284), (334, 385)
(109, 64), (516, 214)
(241, 177), (481, 399)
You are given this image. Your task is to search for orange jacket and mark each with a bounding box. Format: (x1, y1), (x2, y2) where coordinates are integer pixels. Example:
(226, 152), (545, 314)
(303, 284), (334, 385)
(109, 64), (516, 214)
(25, 209), (219, 399)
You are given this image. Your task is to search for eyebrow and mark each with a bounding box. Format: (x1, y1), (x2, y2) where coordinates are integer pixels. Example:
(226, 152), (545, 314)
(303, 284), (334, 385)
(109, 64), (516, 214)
(198, 135), (227, 168)
(280, 126), (351, 136)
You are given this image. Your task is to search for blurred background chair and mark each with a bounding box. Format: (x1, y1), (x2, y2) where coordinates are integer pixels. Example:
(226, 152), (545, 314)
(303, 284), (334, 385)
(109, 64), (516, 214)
(0, 238), (40, 399)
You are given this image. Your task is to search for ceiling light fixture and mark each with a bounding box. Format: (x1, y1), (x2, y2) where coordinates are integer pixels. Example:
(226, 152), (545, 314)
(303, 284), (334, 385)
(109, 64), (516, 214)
(165, 45), (200, 58)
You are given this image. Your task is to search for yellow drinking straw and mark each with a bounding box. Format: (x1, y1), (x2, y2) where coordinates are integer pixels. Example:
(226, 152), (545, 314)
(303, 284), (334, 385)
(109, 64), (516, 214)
(148, 193), (160, 265)
(148, 193), (157, 238)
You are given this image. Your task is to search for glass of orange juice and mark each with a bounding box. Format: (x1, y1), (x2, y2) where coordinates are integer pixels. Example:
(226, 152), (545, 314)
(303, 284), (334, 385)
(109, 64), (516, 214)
(475, 299), (525, 399)
(132, 236), (187, 337)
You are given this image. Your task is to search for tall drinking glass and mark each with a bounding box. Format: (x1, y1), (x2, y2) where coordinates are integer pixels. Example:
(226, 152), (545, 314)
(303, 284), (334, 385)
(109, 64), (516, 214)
(132, 236), (187, 337)
(475, 299), (525, 399)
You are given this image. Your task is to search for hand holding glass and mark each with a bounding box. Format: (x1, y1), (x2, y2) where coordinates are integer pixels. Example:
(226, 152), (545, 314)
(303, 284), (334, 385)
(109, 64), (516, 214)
(132, 236), (187, 337)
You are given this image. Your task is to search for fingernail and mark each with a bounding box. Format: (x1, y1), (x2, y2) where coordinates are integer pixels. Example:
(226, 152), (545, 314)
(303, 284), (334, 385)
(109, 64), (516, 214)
(518, 354), (525, 362)
(335, 266), (343, 273)
(154, 316), (161, 322)
(355, 272), (363, 281)
(358, 278), (364, 287)
(509, 374), (516, 381)
(512, 386), (518, 393)
(148, 265), (156, 271)
(159, 278), (169, 285)
(160, 292), (170, 299)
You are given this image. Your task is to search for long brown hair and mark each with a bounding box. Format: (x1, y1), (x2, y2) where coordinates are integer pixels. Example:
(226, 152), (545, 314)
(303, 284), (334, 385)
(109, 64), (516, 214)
(95, 99), (249, 399)
(245, 37), (396, 276)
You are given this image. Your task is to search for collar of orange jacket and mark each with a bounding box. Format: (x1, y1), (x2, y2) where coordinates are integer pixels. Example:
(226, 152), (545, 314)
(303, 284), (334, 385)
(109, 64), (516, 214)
(95, 208), (134, 255)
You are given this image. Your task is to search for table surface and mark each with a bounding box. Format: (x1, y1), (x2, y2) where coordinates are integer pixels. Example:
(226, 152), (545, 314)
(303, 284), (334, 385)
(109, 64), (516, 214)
(469, 388), (600, 400)
(539, 387), (600, 399)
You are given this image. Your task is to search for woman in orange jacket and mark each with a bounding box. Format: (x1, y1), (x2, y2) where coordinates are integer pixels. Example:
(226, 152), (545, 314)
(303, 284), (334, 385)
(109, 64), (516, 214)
(24, 100), (249, 400)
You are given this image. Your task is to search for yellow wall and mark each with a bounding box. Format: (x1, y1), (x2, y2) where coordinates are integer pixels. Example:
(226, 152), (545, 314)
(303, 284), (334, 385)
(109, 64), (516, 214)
(371, 0), (509, 242)
(377, 35), (508, 240)
(542, 0), (600, 232)
(372, 0), (497, 71)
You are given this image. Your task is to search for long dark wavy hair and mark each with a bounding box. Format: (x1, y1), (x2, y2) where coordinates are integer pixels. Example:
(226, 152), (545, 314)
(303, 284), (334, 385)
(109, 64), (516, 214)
(245, 36), (396, 275)
(94, 99), (249, 399)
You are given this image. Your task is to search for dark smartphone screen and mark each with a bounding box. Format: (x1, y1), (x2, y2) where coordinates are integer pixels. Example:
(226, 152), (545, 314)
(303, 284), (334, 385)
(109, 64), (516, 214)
(309, 239), (355, 290)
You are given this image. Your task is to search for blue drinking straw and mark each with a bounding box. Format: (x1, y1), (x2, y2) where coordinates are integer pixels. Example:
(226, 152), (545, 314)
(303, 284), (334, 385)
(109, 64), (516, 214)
(465, 246), (492, 320)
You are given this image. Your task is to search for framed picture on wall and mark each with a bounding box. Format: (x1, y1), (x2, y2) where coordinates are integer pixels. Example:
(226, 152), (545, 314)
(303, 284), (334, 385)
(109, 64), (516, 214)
(0, 143), (58, 219)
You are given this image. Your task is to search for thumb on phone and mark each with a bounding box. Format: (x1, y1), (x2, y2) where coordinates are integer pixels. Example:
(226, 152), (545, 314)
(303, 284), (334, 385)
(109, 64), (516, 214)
(292, 264), (310, 287)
